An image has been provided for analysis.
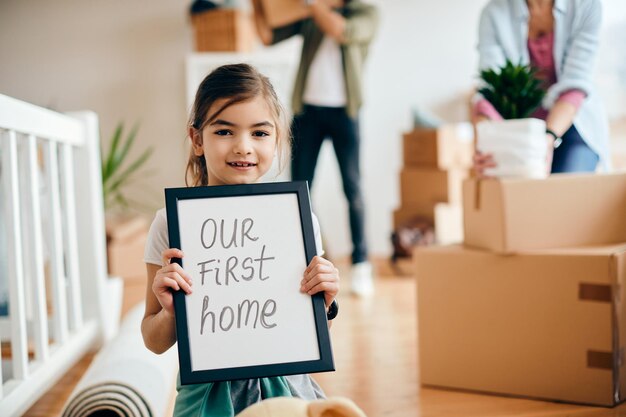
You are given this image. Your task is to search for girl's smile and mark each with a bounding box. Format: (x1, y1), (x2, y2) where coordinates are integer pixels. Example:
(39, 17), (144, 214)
(191, 96), (277, 186)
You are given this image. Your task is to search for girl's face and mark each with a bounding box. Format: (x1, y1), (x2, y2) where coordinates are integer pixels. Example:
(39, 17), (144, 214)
(191, 96), (278, 186)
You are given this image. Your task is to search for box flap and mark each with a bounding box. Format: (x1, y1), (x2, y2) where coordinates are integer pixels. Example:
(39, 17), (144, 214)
(462, 179), (505, 251)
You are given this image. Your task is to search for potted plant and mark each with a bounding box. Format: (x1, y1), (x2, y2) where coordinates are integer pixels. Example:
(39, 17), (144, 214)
(476, 59), (549, 178)
(102, 122), (153, 210)
(101, 123), (154, 280)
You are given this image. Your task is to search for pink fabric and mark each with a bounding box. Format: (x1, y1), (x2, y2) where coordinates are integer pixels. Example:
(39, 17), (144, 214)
(528, 32), (557, 86)
(558, 89), (586, 109)
(474, 31), (586, 120)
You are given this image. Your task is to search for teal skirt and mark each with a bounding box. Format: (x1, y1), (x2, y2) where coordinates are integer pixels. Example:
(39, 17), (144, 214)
(173, 373), (324, 417)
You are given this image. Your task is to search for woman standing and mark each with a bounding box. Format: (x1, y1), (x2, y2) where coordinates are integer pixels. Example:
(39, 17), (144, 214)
(473, 0), (611, 176)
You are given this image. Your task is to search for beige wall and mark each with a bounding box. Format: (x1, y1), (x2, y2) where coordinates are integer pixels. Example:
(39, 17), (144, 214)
(2, 0), (625, 258)
(0, 0), (192, 211)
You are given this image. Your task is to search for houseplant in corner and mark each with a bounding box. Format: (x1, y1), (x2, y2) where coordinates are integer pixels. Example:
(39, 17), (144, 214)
(102, 122), (153, 210)
(101, 122), (154, 281)
(476, 59), (548, 178)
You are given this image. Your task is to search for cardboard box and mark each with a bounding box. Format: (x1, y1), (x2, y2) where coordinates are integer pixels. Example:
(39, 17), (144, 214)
(434, 203), (463, 245)
(260, 0), (341, 28)
(106, 215), (149, 281)
(393, 203), (435, 229)
(191, 9), (255, 52)
(415, 244), (626, 406)
(463, 173), (626, 254)
(403, 123), (474, 169)
(400, 168), (467, 206)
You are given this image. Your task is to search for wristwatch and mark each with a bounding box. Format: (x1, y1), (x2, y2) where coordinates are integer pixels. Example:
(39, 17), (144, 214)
(326, 299), (339, 321)
(546, 128), (562, 149)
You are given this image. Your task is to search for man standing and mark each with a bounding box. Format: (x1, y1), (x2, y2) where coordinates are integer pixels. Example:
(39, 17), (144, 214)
(252, 0), (379, 296)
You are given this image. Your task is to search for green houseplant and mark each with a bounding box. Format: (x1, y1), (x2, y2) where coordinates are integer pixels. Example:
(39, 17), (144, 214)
(478, 59), (546, 120)
(476, 60), (549, 178)
(101, 122), (154, 279)
(101, 122), (153, 211)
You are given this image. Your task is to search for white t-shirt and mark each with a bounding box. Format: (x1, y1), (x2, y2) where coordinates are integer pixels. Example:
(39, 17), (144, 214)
(302, 36), (347, 108)
(144, 208), (324, 266)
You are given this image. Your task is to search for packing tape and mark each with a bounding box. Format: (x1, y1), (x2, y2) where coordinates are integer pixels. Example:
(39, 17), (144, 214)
(587, 350), (613, 370)
(474, 179), (482, 211)
(579, 283), (612, 302)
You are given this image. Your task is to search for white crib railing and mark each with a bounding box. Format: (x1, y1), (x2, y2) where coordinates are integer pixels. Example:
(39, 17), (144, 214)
(0, 94), (122, 417)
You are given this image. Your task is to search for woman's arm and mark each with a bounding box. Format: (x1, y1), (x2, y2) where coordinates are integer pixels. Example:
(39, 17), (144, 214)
(545, 99), (578, 137)
(543, 0), (601, 107)
(141, 249), (193, 354)
(477, 3), (506, 72)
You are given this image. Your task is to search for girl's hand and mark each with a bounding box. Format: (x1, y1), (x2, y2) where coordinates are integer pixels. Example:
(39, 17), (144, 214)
(152, 248), (193, 316)
(473, 150), (497, 179)
(300, 256), (340, 307)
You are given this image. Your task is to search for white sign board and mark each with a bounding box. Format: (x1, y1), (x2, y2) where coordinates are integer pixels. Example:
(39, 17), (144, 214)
(165, 182), (334, 384)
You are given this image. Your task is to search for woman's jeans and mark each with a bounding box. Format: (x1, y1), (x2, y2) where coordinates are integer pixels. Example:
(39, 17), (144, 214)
(551, 125), (599, 173)
(291, 105), (368, 264)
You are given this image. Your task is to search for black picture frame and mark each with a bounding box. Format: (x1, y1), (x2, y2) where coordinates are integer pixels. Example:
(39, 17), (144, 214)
(165, 181), (334, 385)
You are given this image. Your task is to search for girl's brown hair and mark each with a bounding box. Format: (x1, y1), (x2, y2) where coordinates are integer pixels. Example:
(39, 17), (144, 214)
(185, 63), (290, 186)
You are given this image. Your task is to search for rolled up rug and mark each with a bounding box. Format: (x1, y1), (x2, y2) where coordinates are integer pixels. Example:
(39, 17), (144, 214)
(62, 302), (178, 417)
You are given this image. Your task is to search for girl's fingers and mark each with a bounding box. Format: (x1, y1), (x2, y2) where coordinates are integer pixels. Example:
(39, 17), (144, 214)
(156, 276), (181, 292)
(301, 273), (338, 293)
(304, 280), (339, 297)
(171, 263), (193, 285)
(303, 261), (335, 279)
(156, 271), (192, 294)
(304, 256), (332, 274)
(158, 263), (193, 286)
(161, 248), (184, 266)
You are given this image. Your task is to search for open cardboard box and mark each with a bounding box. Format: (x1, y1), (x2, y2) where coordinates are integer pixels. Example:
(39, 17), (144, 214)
(463, 173), (626, 253)
(415, 243), (626, 406)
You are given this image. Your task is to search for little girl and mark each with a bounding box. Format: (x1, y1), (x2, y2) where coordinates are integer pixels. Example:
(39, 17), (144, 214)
(141, 63), (340, 417)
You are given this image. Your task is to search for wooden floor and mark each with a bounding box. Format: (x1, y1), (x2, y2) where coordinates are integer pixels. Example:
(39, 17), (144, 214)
(24, 258), (626, 417)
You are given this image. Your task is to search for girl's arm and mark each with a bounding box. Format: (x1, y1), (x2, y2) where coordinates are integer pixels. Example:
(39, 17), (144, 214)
(141, 248), (193, 354)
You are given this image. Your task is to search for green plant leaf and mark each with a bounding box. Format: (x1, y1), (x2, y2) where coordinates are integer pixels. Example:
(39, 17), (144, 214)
(113, 123), (140, 178)
(105, 147), (153, 196)
(100, 122), (153, 211)
(478, 59), (546, 119)
(102, 123), (123, 182)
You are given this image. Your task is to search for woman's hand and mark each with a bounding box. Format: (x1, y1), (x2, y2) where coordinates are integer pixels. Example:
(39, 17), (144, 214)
(152, 248), (193, 316)
(473, 150), (497, 179)
(300, 256), (340, 308)
(545, 133), (555, 175)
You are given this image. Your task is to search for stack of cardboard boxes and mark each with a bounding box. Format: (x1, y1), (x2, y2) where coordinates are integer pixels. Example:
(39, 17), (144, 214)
(415, 173), (626, 406)
(394, 123), (474, 245)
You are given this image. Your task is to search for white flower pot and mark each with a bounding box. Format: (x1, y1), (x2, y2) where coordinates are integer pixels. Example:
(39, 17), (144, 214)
(477, 118), (548, 179)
